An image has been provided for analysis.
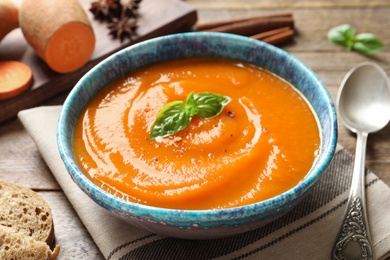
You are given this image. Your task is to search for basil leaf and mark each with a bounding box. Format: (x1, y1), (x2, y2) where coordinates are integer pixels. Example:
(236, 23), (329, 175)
(194, 92), (232, 118)
(328, 24), (355, 49)
(185, 92), (199, 117)
(328, 24), (384, 55)
(353, 33), (385, 55)
(150, 101), (192, 139)
(150, 92), (232, 139)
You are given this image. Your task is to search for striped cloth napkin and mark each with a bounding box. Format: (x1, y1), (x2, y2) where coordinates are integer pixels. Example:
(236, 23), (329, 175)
(19, 106), (390, 260)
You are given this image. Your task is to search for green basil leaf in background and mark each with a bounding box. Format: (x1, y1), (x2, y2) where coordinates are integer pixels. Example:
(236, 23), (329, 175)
(150, 100), (192, 139)
(328, 24), (385, 55)
(353, 33), (385, 55)
(194, 92), (232, 118)
(328, 24), (356, 50)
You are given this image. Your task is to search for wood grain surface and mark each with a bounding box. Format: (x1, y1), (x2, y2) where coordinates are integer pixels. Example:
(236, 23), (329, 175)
(0, 0), (389, 259)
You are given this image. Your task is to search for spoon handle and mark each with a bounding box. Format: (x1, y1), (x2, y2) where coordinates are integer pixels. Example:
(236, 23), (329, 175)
(331, 132), (373, 260)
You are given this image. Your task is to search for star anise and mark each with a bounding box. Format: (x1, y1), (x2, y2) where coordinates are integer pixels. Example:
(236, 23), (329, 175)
(90, 0), (143, 42)
(90, 0), (121, 21)
(108, 16), (138, 42)
(121, 0), (142, 17)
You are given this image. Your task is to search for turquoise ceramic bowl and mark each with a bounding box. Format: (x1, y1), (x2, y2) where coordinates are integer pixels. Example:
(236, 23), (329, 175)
(57, 32), (338, 239)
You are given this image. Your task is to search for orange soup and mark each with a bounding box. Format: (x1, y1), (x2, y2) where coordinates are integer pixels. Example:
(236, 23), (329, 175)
(73, 57), (320, 210)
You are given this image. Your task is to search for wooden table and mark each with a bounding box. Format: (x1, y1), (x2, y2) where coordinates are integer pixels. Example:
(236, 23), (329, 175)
(1, 1), (389, 258)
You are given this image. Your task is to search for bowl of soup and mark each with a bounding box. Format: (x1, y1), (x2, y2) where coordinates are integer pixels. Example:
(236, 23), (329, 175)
(57, 32), (338, 239)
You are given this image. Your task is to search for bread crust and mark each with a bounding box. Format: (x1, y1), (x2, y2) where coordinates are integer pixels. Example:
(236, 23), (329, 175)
(0, 180), (59, 258)
(0, 225), (60, 260)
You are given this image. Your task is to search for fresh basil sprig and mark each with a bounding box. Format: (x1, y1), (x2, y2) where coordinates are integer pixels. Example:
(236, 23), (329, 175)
(150, 92), (232, 139)
(327, 24), (385, 55)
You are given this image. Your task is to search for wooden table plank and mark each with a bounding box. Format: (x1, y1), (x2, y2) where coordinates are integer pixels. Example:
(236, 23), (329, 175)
(194, 8), (390, 52)
(0, 119), (59, 189)
(189, 0), (390, 9)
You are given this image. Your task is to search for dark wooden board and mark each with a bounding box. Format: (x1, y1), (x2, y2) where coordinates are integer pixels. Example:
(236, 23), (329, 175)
(0, 0), (197, 124)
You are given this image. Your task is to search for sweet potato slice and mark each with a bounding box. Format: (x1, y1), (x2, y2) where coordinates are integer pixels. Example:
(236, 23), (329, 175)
(19, 0), (95, 73)
(0, 61), (33, 99)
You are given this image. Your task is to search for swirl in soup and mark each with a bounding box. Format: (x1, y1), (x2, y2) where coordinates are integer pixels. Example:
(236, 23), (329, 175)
(73, 57), (320, 210)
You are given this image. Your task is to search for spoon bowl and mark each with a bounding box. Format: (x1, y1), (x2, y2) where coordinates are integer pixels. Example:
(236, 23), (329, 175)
(332, 62), (390, 259)
(338, 62), (390, 133)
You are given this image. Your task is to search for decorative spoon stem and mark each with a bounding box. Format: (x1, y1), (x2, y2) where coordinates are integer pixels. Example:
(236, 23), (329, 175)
(331, 131), (373, 259)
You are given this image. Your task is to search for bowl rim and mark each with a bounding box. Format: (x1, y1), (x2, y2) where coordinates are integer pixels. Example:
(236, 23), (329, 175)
(57, 32), (338, 227)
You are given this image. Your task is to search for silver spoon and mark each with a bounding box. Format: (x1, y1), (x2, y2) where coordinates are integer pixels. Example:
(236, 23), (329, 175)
(332, 62), (390, 260)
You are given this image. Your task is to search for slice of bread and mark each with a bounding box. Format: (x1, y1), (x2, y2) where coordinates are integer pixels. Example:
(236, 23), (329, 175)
(0, 180), (60, 259)
(0, 225), (60, 260)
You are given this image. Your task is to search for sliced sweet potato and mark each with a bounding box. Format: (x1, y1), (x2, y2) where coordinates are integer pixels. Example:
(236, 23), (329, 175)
(19, 0), (96, 73)
(0, 61), (33, 99)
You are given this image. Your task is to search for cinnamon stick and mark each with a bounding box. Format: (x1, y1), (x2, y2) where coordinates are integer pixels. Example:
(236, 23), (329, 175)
(196, 13), (295, 46)
(199, 16), (294, 36)
(196, 13), (292, 31)
(250, 27), (295, 45)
